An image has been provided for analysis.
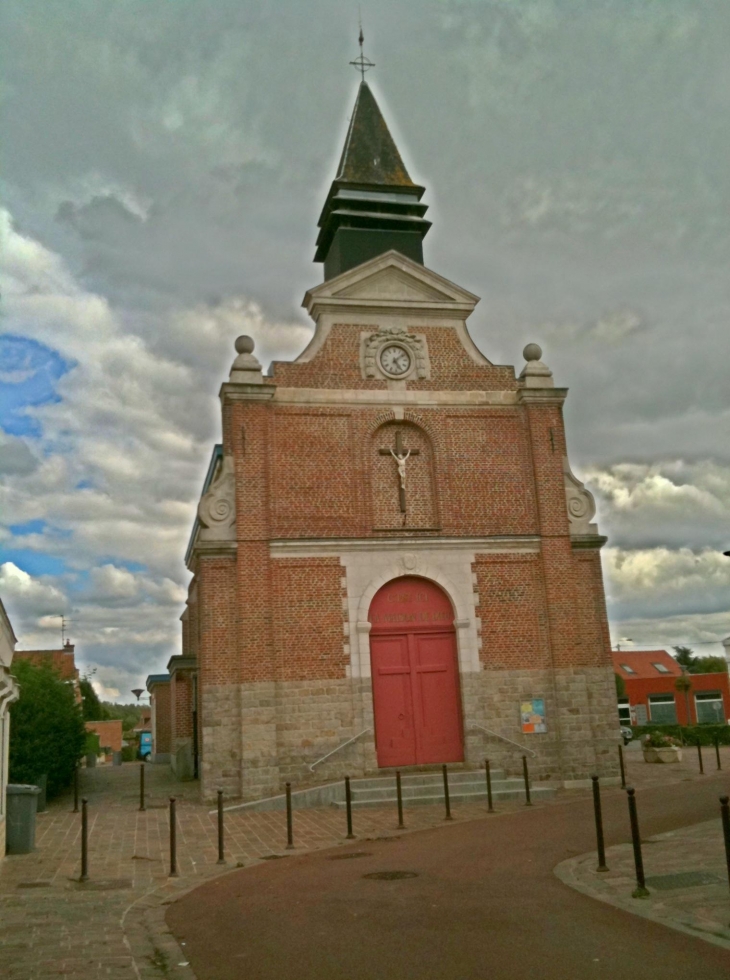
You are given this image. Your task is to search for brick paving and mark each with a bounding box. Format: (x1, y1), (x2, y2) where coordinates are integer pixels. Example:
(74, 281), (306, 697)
(556, 815), (730, 950)
(1, 744), (729, 979)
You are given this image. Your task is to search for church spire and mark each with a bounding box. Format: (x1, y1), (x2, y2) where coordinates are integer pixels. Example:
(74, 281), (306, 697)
(314, 73), (431, 280)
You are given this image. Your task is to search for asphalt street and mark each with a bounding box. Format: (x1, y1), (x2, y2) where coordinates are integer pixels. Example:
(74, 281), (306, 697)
(167, 773), (730, 980)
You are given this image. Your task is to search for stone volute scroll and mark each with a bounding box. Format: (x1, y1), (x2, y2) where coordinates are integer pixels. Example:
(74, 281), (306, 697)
(197, 455), (236, 540)
(563, 457), (598, 535)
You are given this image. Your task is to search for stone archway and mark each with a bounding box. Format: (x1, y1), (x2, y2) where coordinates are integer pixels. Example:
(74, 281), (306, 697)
(368, 576), (464, 768)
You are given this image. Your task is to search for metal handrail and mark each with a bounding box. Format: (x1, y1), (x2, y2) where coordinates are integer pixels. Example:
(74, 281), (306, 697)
(469, 724), (537, 758)
(308, 729), (372, 772)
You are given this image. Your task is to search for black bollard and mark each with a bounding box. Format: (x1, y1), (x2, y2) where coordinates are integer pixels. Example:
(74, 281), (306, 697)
(626, 788), (649, 897)
(396, 771), (405, 829)
(715, 737), (722, 771)
(720, 796), (730, 899)
(522, 755), (532, 806)
(591, 776), (608, 872)
(73, 765), (79, 814)
(285, 782), (294, 849)
(618, 743), (626, 789)
(697, 741), (705, 775)
(345, 776), (355, 839)
(79, 798), (89, 882)
(169, 797), (179, 877)
(139, 763), (146, 812)
(442, 764), (453, 821)
(217, 790), (225, 865)
(485, 759), (494, 813)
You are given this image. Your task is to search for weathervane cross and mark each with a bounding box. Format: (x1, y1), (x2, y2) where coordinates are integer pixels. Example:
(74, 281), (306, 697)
(349, 23), (375, 80)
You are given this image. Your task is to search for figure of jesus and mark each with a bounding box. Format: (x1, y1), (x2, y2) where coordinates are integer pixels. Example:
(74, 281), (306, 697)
(390, 448), (410, 491)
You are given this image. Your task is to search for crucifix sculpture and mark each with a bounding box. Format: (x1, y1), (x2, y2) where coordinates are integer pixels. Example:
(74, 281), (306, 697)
(379, 430), (420, 513)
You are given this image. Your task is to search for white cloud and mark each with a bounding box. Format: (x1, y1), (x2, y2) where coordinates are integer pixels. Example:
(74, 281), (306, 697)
(0, 562), (67, 618)
(0, 209), (307, 692)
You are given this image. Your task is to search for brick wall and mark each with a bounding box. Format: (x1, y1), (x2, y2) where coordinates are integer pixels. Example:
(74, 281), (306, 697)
(85, 720), (122, 753)
(151, 684), (171, 755)
(186, 306), (617, 798)
(474, 553), (551, 670)
(270, 324), (517, 391)
(271, 558), (348, 681)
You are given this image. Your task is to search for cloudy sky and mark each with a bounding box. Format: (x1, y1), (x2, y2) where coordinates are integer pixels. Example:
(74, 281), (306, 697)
(1, 0), (729, 699)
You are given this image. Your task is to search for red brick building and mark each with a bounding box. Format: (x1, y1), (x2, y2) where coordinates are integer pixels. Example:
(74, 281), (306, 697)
(182, 80), (619, 800)
(85, 719), (123, 754)
(13, 641), (81, 702)
(612, 650), (730, 726)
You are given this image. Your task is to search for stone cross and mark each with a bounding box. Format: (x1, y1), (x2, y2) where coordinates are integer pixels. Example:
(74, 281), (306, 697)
(379, 430), (419, 513)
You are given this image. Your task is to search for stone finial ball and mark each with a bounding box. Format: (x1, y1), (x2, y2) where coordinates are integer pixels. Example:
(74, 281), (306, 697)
(523, 343), (543, 362)
(235, 335), (255, 355)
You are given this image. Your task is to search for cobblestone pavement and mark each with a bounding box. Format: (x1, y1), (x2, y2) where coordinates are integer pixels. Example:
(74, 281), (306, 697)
(1, 745), (729, 979)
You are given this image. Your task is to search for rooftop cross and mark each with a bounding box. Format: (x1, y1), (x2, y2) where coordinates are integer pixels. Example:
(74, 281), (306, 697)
(349, 24), (375, 81)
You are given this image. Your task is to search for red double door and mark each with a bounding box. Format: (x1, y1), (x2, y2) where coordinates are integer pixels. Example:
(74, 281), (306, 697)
(369, 577), (464, 768)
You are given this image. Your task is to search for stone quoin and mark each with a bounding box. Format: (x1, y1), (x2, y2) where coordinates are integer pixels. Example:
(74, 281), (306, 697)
(181, 78), (620, 800)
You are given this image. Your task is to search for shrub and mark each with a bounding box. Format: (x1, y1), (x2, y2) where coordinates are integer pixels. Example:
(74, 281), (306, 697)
(9, 659), (86, 797)
(121, 744), (137, 762)
(632, 724), (730, 747)
(643, 732), (681, 749)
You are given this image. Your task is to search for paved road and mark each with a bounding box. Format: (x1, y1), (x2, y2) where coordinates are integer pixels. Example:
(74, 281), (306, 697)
(167, 774), (730, 980)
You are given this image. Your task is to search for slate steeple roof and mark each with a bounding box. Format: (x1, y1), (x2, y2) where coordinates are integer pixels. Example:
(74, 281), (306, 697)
(335, 82), (415, 187)
(315, 81), (431, 280)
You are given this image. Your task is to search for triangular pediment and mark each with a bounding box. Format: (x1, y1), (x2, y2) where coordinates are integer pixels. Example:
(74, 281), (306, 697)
(303, 251), (479, 317)
(333, 266), (452, 303)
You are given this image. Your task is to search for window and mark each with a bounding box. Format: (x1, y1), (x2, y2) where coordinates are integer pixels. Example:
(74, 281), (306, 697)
(648, 694), (677, 724)
(617, 697), (631, 725)
(620, 664), (636, 675)
(652, 662), (671, 674)
(695, 692), (725, 725)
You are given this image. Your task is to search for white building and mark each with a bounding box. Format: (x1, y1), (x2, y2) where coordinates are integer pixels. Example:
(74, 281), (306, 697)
(0, 598), (20, 857)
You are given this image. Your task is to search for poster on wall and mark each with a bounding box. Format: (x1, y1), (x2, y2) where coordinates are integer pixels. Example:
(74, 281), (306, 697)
(520, 699), (547, 734)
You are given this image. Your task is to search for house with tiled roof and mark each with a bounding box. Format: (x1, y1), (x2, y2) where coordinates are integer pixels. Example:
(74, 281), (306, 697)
(612, 650), (729, 726)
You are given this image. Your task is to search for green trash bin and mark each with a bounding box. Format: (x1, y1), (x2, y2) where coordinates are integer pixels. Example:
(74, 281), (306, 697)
(6, 784), (41, 854)
(34, 773), (48, 813)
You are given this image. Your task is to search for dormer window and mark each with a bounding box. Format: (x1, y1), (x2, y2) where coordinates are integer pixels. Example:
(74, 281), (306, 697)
(621, 664), (636, 674)
(652, 662), (670, 674)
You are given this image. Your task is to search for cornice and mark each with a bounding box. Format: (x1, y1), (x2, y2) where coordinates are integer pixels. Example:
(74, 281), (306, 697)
(220, 382), (277, 403)
(270, 535), (542, 557)
(272, 388), (520, 407)
(517, 387), (568, 406)
(570, 534), (608, 550)
(186, 538), (238, 571)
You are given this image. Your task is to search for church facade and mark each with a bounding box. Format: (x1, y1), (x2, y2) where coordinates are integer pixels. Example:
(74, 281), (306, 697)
(182, 81), (619, 801)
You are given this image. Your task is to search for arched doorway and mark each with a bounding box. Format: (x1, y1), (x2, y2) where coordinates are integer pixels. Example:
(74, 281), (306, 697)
(368, 576), (464, 768)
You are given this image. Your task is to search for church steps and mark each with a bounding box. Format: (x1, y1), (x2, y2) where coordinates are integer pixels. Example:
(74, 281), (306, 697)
(332, 783), (556, 809)
(349, 778), (526, 802)
(351, 770), (506, 791)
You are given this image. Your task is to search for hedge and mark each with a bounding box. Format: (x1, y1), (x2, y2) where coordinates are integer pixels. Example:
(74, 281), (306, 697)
(632, 724), (730, 746)
(9, 659), (86, 797)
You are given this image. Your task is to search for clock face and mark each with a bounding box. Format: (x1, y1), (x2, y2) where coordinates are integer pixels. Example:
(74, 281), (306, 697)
(379, 344), (412, 377)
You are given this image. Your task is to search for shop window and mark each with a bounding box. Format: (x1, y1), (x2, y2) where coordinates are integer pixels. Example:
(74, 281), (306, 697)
(648, 694), (677, 724)
(695, 691), (724, 725)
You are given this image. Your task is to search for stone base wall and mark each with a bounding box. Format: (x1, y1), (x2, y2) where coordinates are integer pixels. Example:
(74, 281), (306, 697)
(200, 664), (619, 801)
(170, 737), (195, 780)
